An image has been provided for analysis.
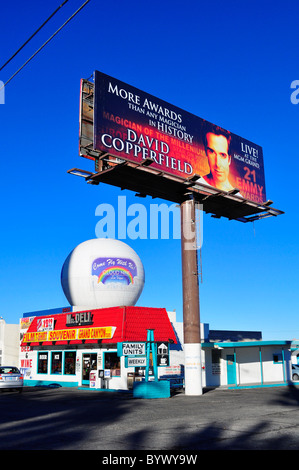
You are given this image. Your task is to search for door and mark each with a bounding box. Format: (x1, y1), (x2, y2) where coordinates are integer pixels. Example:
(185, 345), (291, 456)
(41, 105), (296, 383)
(226, 354), (237, 385)
(82, 353), (97, 386)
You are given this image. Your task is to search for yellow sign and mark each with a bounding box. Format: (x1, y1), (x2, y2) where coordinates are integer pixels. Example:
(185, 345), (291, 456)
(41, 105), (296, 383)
(48, 329), (77, 341)
(78, 327), (114, 340)
(23, 331), (48, 343)
(23, 327), (115, 343)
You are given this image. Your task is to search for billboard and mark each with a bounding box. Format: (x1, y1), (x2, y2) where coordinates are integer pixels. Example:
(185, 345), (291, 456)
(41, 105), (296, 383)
(93, 71), (267, 204)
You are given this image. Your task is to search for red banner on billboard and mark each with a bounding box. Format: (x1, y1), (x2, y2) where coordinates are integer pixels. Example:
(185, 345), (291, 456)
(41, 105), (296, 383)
(93, 71), (266, 204)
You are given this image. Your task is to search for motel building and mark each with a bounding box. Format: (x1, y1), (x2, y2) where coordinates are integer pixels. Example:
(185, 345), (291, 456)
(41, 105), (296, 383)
(20, 306), (297, 391)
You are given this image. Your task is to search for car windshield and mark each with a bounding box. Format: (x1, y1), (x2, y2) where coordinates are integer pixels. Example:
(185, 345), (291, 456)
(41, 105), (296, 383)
(0, 367), (20, 374)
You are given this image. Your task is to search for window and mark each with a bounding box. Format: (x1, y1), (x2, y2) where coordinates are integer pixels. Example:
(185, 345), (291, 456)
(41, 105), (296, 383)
(64, 351), (76, 375)
(0, 367), (20, 374)
(212, 349), (221, 375)
(273, 353), (283, 364)
(51, 352), (62, 374)
(212, 349), (221, 364)
(38, 351), (77, 376)
(38, 352), (48, 374)
(104, 352), (120, 377)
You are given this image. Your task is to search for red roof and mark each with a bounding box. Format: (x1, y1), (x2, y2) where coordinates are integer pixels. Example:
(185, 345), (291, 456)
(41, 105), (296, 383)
(21, 306), (177, 346)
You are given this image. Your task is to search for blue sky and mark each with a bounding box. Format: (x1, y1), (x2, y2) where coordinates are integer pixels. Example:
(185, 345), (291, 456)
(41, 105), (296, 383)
(0, 0), (298, 340)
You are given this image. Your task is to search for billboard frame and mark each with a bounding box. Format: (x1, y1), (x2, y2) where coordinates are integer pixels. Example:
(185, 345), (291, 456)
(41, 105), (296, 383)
(71, 76), (283, 223)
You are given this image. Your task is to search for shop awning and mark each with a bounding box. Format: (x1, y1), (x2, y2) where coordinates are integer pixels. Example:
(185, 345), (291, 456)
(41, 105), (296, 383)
(21, 306), (177, 347)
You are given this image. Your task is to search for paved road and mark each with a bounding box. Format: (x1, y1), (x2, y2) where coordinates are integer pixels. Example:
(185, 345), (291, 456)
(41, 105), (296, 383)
(0, 385), (299, 451)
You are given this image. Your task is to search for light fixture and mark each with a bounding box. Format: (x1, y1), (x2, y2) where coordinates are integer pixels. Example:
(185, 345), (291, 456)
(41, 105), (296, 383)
(67, 168), (94, 178)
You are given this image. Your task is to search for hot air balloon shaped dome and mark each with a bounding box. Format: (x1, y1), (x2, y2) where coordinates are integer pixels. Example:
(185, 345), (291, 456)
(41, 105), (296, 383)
(61, 238), (145, 309)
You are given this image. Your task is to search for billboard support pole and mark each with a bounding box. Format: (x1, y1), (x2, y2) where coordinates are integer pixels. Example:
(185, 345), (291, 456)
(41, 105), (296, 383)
(180, 196), (203, 395)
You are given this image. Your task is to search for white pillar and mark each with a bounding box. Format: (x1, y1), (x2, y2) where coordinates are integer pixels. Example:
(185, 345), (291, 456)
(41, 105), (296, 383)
(184, 343), (203, 395)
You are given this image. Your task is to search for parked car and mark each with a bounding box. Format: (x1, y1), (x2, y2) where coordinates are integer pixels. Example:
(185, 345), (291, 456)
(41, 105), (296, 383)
(292, 364), (299, 381)
(0, 366), (23, 392)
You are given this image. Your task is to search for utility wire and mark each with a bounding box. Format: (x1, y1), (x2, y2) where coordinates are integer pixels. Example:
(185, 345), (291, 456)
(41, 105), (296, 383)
(0, 0), (70, 72)
(0, 0), (91, 91)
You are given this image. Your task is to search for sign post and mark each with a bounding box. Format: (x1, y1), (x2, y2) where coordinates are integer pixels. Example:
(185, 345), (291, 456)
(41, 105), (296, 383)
(132, 329), (171, 398)
(181, 197), (202, 395)
(145, 329), (158, 382)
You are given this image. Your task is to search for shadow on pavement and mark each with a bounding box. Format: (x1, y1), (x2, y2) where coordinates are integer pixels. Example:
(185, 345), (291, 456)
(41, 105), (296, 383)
(0, 385), (299, 450)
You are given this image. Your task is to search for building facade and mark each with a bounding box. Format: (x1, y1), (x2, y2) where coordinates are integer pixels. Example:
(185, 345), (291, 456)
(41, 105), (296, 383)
(20, 306), (177, 390)
(202, 340), (293, 388)
(0, 318), (19, 367)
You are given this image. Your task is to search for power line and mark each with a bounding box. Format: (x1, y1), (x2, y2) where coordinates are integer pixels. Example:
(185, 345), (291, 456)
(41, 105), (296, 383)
(0, 0), (70, 72)
(0, 0), (91, 91)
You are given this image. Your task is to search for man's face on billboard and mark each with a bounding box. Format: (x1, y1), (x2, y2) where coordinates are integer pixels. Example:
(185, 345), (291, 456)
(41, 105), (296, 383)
(205, 132), (231, 185)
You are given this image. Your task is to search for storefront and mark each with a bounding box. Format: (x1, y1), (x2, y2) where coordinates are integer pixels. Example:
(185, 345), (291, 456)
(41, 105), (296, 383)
(20, 306), (177, 390)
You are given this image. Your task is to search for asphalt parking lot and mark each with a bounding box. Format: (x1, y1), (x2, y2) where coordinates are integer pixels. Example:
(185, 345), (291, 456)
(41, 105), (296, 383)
(0, 384), (299, 451)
